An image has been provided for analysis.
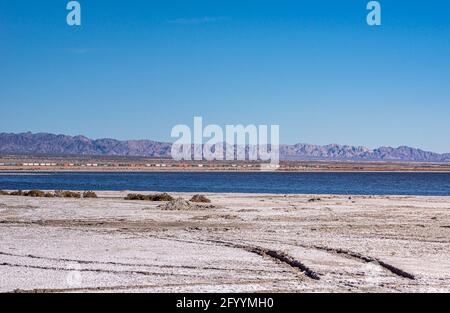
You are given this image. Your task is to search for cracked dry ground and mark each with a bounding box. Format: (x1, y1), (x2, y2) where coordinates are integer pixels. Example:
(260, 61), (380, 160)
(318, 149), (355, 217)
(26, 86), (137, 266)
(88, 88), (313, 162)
(0, 191), (449, 292)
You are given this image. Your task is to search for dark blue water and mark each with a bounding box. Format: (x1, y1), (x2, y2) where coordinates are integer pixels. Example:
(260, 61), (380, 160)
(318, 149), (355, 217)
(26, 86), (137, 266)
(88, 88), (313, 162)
(1, 172), (450, 196)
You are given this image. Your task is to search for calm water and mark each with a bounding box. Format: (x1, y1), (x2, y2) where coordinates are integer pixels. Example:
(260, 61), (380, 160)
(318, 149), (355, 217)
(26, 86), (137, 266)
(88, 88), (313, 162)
(1, 172), (450, 196)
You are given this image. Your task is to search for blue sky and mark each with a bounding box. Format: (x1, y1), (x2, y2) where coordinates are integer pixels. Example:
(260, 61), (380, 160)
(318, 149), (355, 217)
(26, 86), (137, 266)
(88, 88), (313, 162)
(0, 0), (449, 152)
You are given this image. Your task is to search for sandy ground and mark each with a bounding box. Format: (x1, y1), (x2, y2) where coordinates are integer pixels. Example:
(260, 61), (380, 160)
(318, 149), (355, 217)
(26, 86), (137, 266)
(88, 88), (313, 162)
(0, 191), (449, 293)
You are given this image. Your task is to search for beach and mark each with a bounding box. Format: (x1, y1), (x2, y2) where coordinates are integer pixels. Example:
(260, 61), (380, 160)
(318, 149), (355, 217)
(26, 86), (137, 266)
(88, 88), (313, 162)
(0, 191), (449, 293)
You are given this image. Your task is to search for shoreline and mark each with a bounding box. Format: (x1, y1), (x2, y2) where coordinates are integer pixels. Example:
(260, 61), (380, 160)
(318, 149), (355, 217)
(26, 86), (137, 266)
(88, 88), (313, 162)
(2, 168), (450, 173)
(2, 189), (450, 198)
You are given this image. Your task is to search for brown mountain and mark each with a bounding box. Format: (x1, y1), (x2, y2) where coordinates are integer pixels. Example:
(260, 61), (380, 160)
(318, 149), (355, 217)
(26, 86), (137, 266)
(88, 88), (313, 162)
(1, 132), (449, 162)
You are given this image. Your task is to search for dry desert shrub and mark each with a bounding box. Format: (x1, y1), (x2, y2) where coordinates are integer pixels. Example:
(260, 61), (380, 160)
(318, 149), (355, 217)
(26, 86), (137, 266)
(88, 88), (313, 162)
(125, 193), (147, 200)
(83, 191), (98, 198)
(54, 190), (81, 198)
(24, 190), (46, 197)
(149, 193), (174, 201)
(9, 190), (24, 196)
(6, 189), (83, 198)
(0, 190), (9, 196)
(125, 193), (174, 201)
(189, 194), (211, 203)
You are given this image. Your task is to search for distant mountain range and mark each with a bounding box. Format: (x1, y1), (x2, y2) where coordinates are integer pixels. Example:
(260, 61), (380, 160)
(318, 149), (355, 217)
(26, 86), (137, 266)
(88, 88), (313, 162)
(279, 144), (450, 162)
(1, 132), (450, 162)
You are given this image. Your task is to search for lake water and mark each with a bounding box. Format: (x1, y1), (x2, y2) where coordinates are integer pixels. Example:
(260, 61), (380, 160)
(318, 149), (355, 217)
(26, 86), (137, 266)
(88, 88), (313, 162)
(1, 172), (450, 196)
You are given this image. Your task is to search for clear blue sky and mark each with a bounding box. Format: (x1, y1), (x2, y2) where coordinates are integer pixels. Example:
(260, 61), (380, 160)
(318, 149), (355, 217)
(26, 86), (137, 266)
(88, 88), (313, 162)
(0, 0), (449, 152)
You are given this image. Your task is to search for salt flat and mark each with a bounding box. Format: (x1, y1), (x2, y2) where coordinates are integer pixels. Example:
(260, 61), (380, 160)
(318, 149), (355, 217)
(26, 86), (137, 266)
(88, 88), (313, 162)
(0, 192), (449, 292)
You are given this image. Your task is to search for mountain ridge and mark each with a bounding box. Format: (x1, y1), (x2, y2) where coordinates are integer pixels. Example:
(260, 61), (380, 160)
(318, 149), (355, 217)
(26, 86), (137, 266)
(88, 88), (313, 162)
(1, 132), (449, 162)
